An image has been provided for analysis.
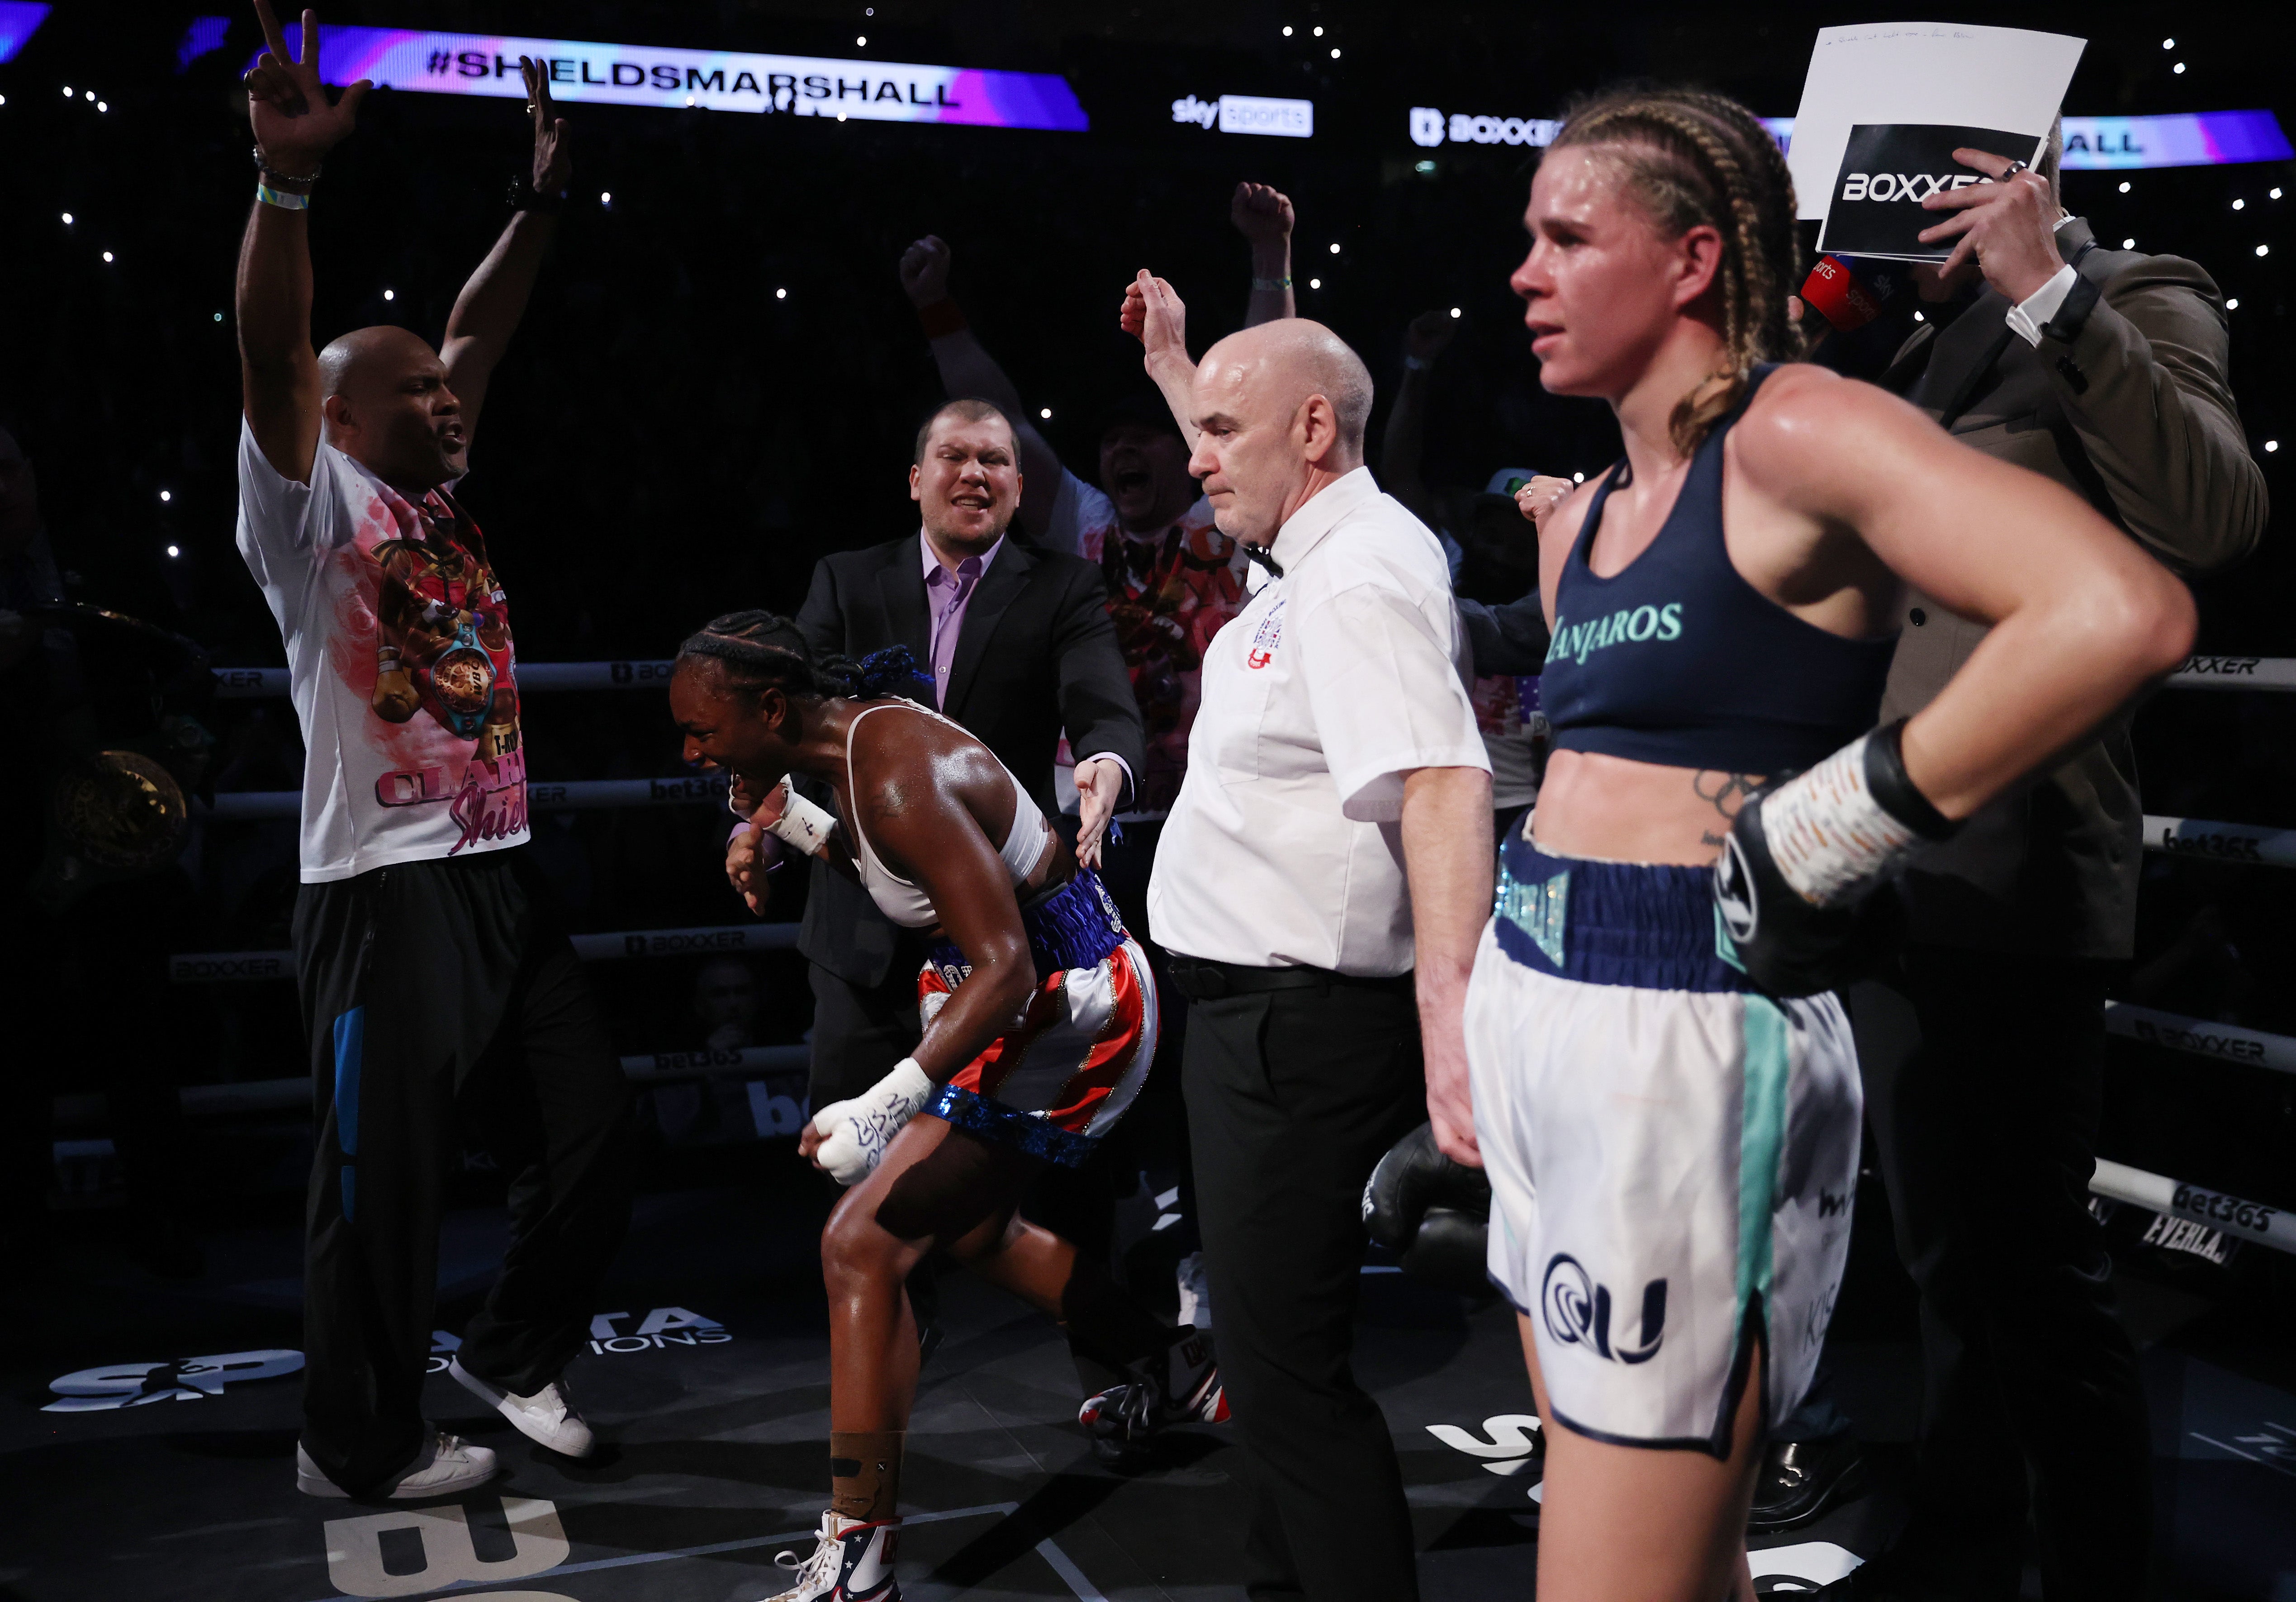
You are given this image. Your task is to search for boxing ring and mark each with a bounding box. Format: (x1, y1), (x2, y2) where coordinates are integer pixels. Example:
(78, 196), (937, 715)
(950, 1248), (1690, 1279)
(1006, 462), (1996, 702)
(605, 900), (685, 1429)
(14, 650), (2293, 1602)
(135, 652), (2296, 1261)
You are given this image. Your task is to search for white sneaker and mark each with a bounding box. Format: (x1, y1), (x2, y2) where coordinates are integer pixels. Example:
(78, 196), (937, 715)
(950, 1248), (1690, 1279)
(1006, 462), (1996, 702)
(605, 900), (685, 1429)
(449, 1355), (597, 1458)
(761, 1509), (900, 1602)
(296, 1431), (498, 1499)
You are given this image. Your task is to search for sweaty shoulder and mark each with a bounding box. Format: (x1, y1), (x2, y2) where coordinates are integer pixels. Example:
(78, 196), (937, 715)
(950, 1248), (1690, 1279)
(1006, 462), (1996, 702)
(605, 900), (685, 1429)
(1728, 363), (1941, 506)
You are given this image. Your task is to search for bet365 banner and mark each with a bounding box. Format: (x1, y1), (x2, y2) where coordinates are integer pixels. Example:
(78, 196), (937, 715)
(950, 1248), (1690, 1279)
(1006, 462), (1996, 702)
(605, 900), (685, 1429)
(254, 26), (1089, 131)
(1817, 123), (2045, 261)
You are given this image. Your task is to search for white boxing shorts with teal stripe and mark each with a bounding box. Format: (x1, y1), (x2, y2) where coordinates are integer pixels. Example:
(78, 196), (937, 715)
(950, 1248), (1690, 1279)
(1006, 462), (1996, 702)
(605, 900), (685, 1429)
(1465, 833), (1861, 1457)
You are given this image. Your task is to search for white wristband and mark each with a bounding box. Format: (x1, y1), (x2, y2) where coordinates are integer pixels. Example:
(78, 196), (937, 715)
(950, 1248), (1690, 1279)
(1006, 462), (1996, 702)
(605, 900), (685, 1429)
(761, 776), (838, 858)
(1759, 733), (1921, 906)
(811, 1057), (937, 1185)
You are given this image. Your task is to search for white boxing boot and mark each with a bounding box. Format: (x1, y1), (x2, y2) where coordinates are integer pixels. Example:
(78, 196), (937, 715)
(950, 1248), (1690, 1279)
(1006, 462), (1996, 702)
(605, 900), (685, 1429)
(762, 1509), (901, 1602)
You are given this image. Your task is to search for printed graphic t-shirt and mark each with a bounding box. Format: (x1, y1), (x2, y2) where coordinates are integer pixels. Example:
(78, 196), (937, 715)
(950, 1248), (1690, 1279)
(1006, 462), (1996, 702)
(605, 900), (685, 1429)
(235, 421), (528, 882)
(1043, 469), (1251, 815)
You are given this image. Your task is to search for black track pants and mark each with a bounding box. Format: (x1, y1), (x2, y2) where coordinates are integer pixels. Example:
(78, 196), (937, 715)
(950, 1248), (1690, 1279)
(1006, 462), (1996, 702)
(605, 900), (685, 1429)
(294, 848), (633, 1495)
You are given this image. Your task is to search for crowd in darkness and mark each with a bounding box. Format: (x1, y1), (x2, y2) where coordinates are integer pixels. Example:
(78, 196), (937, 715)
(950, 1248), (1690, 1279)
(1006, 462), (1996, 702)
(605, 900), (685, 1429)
(4, 3), (2294, 1219)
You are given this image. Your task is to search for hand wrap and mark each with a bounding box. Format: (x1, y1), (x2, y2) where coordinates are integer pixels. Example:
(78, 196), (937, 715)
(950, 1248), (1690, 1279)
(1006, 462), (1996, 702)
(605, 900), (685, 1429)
(812, 1058), (936, 1186)
(1715, 720), (1957, 997)
(760, 776), (837, 858)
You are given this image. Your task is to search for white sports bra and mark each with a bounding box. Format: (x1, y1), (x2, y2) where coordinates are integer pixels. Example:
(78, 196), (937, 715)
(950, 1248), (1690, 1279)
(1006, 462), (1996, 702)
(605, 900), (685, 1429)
(844, 700), (1053, 929)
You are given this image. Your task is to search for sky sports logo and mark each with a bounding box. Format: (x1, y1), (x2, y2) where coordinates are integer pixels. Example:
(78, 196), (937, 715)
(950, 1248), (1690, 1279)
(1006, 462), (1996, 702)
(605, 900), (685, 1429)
(1172, 94), (1313, 137)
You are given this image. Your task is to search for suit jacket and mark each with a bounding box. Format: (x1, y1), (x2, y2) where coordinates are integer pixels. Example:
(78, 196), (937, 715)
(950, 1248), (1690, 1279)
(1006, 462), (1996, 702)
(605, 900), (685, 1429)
(792, 532), (1146, 986)
(1874, 216), (2266, 958)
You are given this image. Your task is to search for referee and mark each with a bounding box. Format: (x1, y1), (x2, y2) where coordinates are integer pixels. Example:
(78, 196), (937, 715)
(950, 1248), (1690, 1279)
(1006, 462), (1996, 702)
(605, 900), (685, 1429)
(1134, 298), (1493, 1602)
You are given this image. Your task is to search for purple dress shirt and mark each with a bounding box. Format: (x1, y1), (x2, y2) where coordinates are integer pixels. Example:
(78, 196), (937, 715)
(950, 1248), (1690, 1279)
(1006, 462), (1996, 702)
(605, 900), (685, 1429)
(922, 534), (1002, 710)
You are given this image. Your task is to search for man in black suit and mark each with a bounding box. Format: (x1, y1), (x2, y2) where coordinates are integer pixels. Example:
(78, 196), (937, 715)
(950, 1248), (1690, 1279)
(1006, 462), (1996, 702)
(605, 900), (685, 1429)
(1800, 133), (2265, 1599)
(761, 399), (1146, 1112)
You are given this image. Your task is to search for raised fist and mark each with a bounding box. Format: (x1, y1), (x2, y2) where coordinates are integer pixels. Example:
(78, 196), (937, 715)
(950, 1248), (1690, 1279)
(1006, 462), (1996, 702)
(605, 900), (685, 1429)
(1120, 270), (1188, 364)
(899, 235), (954, 307)
(1403, 308), (1458, 365)
(1230, 182), (1295, 248)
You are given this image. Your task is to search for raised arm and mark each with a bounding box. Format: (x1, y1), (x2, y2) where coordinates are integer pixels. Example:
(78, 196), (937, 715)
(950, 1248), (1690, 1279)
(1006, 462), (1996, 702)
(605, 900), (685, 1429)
(1380, 310), (1456, 525)
(897, 235), (1065, 540)
(1232, 182), (1297, 326)
(1119, 271), (1197, 450)
(235, 0), (369, 483)
(440, 57), (569, 450)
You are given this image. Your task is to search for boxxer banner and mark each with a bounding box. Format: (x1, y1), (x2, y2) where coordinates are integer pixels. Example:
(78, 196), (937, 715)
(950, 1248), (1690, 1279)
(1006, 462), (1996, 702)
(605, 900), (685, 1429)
(1818, 123), (2045, 261)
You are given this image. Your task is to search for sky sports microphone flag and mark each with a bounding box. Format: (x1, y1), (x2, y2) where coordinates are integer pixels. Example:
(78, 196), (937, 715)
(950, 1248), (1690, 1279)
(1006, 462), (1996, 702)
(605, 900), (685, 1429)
(1787, 23), (2084, 262)
(251, 26), (1090, 130)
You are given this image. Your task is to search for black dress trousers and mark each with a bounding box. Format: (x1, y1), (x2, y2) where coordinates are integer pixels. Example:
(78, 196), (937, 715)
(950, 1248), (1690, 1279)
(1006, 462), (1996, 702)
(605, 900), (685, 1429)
(1850, 944), (2151, 1600)
(1183, 972), (1427, 1602)
(294, 847), (634, 1495)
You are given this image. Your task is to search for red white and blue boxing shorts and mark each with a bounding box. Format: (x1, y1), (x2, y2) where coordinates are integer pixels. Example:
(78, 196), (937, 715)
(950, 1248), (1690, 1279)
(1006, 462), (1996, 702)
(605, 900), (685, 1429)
(916, 868), (1157, 1166)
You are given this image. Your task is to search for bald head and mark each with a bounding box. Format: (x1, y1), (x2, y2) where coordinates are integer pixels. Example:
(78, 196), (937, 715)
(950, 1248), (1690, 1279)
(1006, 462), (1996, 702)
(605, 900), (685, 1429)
(1199, 320), (1373, 456)
(1186, 319), (1374, 546)
(314, 325), (465, 493)
(318, 325), (439, 402)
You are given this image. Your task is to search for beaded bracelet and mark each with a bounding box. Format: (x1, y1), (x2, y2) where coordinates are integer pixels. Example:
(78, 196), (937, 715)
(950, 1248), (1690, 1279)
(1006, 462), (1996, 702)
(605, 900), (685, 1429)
(251, 145), (322, 185)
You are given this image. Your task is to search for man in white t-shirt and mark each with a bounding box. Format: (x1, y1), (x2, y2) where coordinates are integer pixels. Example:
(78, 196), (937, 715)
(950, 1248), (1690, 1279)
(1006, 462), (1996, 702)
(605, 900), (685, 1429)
(234, 7), (630, 1502)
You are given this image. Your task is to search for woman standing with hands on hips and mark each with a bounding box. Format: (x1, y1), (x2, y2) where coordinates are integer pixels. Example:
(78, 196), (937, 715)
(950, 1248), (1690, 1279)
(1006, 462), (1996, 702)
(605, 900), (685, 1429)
(1463, 89), (2193, 1599)
(669, 613), (1218, 1602)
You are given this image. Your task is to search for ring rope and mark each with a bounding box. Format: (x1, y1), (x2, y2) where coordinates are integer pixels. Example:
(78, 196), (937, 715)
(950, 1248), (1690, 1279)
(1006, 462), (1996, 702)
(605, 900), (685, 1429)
(2090, 1158), (2295, 1256)
(194, 774), (728, 820)
(167, 921), (800, 983)
(52, 1045), (812, 1128)
(200, 654), (2296, 698)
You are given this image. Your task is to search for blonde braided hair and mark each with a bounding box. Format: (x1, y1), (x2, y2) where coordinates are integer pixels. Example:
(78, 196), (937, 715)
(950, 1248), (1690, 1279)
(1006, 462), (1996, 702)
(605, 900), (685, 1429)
(1548, 88), (1803, 455)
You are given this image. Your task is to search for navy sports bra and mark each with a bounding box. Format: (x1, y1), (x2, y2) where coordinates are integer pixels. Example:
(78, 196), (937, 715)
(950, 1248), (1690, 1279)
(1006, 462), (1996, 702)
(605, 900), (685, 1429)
(1542, 365), (1896, 774)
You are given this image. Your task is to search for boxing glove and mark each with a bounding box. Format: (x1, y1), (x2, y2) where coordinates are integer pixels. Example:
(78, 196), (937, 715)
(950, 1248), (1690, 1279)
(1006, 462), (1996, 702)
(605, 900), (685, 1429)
(1714, 719), (1957, 997)
(1362, 1122), (1494, 1297)
(812, 1058), (936, 1185)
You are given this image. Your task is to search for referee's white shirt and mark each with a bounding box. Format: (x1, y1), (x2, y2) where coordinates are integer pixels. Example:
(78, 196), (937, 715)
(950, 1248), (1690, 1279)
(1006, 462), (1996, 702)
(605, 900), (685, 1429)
(1147, 466), (1488, 977)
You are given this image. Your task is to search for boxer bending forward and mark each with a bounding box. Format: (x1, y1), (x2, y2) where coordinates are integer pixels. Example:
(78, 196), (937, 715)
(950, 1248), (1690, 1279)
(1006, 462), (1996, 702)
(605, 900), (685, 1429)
(670, 611), (1215, 1602)
(1466, 89), (2193, 1600)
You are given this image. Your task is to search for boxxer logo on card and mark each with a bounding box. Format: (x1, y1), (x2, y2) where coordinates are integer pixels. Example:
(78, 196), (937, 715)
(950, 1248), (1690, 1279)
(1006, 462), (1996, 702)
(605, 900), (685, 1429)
(1541, 1254), (1666, 1364)
(1820, 123), (2043, 260)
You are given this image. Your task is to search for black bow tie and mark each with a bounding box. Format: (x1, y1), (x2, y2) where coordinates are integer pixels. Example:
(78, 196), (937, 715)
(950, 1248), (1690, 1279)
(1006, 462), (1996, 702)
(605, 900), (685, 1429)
(1242, 542), (1284, 579)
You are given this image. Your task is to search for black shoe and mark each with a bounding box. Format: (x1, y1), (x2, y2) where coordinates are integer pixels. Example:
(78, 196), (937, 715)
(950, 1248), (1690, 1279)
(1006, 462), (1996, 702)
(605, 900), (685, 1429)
(1749, 1433), (1867, 1532)
(1078, 1329), (1229, 1471)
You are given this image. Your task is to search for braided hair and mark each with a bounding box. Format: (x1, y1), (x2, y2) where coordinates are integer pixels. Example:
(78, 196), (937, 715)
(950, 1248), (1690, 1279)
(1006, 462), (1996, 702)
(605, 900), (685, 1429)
(674, 609), (930, 702)
(1547, 87), (1802, 456)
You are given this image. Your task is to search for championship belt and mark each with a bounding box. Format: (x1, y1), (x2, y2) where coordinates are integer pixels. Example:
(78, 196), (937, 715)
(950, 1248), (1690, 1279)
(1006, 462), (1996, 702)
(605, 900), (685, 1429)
(31, 750), (191, 913)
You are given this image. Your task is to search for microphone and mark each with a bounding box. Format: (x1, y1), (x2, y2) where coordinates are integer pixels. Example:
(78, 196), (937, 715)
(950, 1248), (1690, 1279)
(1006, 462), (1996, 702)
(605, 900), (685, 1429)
(1798, 254), (1902, 336)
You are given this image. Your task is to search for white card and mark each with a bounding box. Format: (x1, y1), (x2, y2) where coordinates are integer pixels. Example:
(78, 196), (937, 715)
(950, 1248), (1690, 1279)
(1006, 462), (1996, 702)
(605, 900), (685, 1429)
(1787, 22), (2086, 223)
